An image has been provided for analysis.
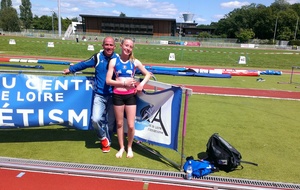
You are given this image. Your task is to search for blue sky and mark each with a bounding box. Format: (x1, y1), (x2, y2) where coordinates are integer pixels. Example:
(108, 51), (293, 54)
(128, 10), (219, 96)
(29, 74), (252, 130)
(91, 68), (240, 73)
(12, 0), (300, 25)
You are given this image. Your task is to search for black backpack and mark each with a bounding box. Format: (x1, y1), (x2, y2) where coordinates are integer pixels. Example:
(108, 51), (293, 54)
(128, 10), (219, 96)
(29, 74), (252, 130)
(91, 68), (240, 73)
(206, 133), (258, 172)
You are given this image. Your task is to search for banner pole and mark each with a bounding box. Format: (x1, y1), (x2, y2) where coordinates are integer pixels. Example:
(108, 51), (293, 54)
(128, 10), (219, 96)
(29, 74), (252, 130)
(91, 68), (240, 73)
(180, 89), (190, 170)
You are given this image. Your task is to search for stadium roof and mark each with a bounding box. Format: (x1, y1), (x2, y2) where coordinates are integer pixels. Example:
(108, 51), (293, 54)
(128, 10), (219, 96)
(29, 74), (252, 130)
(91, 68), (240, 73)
(79, 14), (176, 22)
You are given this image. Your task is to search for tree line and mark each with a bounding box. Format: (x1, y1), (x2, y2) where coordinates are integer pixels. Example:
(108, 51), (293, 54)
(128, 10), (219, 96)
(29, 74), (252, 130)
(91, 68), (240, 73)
(0, 0), (75, 32)
(198, 0), (300, 44)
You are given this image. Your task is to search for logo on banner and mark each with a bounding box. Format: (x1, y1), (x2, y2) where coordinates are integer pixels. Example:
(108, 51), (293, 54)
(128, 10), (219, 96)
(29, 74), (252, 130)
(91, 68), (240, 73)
(134, 87), (182, 150)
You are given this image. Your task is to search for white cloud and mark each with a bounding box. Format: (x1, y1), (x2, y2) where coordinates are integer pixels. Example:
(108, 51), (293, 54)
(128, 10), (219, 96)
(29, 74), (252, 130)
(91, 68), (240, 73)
(110, 0), (178, 18)
(80, 1), (115, 8)
(150, 2), (178, 17)
(221, 1), (250, 9)
(214, 14), (225, 20)
(111, 0), (152, 8)
(287, 0), (300, 4)
(195, 17), (206, 23)
(112, 10), (121, 15)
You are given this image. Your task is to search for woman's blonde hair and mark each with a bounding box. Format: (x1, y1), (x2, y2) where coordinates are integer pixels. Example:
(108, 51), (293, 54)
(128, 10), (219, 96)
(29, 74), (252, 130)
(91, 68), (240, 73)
(121, 37), (135, 62)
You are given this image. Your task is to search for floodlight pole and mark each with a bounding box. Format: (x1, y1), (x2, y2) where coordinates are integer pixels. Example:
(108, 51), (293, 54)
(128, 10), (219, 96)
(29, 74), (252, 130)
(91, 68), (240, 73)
(58, 0), (62, 37)
(51, 11), (54, 35)
(294, 17), (299, 40)
(179, 23), (182, 41)
(179, 16), (183, 42)
(273, 16), (278, 44)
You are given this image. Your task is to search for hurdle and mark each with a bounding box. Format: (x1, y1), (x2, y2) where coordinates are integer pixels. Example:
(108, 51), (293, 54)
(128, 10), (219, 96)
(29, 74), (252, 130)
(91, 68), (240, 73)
(278, 66), (300, 88)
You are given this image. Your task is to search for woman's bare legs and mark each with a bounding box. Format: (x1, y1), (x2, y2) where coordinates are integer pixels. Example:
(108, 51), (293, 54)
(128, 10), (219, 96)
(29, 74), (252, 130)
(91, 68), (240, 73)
(114, 105), (125, 158)
(125, 105), (136, 158)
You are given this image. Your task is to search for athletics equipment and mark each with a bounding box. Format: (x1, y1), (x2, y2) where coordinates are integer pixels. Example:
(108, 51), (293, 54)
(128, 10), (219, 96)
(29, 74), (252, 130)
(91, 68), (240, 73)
(278, 66), (300, 88)
(0, 63), (44, 69)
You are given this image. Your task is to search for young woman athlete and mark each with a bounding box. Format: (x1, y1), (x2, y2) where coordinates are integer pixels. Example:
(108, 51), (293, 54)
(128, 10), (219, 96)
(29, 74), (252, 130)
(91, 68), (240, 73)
(106, 37), (151, 158)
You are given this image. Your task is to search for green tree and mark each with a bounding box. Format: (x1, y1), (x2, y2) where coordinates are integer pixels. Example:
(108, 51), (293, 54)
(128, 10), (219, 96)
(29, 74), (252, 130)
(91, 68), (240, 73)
(19, 0), (33, 30)
(71, 17), (79, 22)
(51, 12), (57, 31)
(1, 0), (12, 9)
(213, 1), (300, 41)
(290, 3), (300, 17)
(0, 0), (13, 29)
(252, 4), (274, 39)
(31, 15), (39, 30)
(214, 16), (236, 38)
(31, 13), (71, 32)
(270, 0), (290, 12)
(32, 15), (52, 30)
(119, 12), (126, 17)
(235, 28), (255, 43)
(277, 26), (293, 40)
(197, 32), (212, 39)
(274, 9), (298, 41)
(0, 7), (21, 31)
(61, 17), (72, 31)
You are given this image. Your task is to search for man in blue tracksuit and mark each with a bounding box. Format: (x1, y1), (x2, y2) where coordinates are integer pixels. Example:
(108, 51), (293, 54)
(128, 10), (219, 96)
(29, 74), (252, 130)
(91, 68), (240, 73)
(63, 36), (118, 153)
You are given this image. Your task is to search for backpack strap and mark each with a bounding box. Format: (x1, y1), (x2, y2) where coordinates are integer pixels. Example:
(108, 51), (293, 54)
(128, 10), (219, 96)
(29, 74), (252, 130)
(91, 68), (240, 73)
(240, 160), (258, 166)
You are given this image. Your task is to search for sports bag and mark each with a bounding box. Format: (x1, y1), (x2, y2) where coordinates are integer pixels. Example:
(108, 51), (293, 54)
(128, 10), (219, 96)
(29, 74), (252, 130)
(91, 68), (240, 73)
(206, 133), (258, 172)
(183, 157), (218, 178)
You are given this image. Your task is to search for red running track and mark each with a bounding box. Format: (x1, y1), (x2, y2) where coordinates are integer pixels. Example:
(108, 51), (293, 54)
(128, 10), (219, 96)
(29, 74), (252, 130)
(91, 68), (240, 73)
(144, 84), (300, 100)
(0, 168), (207, 190)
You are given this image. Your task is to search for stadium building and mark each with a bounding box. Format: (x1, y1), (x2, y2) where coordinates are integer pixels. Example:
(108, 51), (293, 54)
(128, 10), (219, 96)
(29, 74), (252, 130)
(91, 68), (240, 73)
(79, 14), (176, 36)
(77, 13), (213, 37)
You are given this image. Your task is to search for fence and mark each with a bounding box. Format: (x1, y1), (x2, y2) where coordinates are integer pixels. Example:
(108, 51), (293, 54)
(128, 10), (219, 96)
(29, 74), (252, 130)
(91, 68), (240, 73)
(1, 30), (300, 50)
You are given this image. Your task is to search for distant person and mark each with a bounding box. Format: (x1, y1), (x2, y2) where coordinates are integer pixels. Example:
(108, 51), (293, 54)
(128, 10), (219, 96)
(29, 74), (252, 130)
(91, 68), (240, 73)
(76, 34), (79, 43)
(63, 36), (118, 153)
(106, 37), (151, 158)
